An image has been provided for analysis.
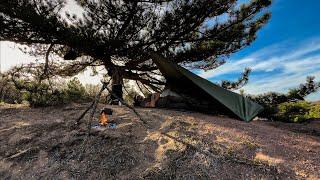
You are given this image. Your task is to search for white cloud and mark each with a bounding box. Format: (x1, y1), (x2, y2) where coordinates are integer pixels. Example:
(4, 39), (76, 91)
(243, 71), (320, 94)
(198, 38), (320, 100)
(200, 38), (320, 79)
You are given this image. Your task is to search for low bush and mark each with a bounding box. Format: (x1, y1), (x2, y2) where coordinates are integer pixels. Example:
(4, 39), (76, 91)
(1, 74), (94, 107)
(85, 84), (103, 99)
(25, 89), (69, 107)
(263, 101), (320, 123)
(22, 81), (65, 107)
(306, 104), (320, 119)
(64, 78), (89, 102)
(26, 78), (92, 107)
(248, 76), (320, 123)
(275, 101), (312, 123)
(0, 75), (23, 103)
(0, 83), (24, 104)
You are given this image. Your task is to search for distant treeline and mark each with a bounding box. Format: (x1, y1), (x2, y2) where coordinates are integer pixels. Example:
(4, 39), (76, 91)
(1, 65), (320, 123)
(0, 66), (105, 107)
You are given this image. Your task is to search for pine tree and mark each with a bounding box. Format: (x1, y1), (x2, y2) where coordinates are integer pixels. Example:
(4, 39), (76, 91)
(0, 0), (272, 100)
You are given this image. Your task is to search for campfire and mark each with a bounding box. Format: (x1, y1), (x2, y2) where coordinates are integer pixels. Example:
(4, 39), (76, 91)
(92, 108), (117, 130)
(99, 108), (113, 126)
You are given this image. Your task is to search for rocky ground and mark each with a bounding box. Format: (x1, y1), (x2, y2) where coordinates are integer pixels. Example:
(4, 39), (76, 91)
(0, 103), (319, 179)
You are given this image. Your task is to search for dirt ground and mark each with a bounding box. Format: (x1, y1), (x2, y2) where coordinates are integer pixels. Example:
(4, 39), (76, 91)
(0, 103), (319, 179)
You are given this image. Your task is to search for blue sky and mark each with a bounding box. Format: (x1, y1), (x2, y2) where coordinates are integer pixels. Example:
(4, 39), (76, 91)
(199, 0), (320, 100)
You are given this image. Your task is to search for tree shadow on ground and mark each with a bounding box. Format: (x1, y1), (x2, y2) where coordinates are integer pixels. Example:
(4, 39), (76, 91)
(0, 104), (310, 179)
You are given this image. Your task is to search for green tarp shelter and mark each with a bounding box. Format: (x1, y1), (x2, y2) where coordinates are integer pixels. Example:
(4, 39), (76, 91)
(151, 53), (264, 122)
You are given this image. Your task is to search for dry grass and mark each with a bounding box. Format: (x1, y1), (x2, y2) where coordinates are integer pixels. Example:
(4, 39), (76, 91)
(0, 103), (320, 179)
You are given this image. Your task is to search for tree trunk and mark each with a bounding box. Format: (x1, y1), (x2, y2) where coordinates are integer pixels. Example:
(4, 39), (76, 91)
(109, 67), (124, 104)
(0, 79), (8, 102)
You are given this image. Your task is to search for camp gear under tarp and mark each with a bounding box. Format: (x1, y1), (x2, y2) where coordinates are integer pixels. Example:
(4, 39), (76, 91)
(151, 53), (264, 122)
(160, 89), (181, 98)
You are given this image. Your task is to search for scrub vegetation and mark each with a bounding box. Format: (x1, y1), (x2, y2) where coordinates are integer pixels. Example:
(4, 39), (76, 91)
(0, 0), (320, 179)
(247, 76), (320, 122)
(2, 69), (319, 123)
(0, 71), (103, 107)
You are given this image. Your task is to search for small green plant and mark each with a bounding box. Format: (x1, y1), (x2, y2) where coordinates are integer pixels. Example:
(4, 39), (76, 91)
(24, 85), (68, 107)
(306, 104), (320, 119)
(0, 78), (24, 104)
(65, 78), (88, 102)
(276, 101), (313, 123)
(278, 101), (312, 115)
(19, 78), (89, 107)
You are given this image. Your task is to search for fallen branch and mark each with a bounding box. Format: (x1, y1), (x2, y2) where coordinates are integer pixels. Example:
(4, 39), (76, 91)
(5, 147), (38, 160)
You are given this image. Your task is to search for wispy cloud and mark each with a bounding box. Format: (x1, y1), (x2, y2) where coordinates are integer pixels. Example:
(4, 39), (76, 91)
(198, 37), (320, 100)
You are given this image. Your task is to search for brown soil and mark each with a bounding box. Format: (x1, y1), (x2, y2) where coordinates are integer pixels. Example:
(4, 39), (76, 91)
(0, 103), (319, 179)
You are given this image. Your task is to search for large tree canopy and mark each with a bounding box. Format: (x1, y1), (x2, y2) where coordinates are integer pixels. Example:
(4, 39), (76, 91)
(0, 0), (271, 93)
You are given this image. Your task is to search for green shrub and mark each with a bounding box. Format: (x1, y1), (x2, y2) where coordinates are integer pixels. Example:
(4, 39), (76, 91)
(65, 78), (88, 102)
(0, 75), (23, 104)
(276, 101), (312, 123)
(23, 78), (89, 107)
(0, 83), (23, 104)
(24, 87), (68, 107)
(278, 101), (312, 115)
(306, 104), (320, 119)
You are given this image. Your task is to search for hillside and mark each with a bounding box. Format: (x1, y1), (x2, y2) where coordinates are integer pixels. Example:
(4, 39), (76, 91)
(0, 103), (319, 179)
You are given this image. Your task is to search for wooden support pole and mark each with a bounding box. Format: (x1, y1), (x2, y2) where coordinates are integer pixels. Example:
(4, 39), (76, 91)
(103, 81), (148, 126)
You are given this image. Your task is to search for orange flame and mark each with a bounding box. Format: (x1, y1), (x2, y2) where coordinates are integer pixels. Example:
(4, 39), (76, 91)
(99, 112), (108, 126)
